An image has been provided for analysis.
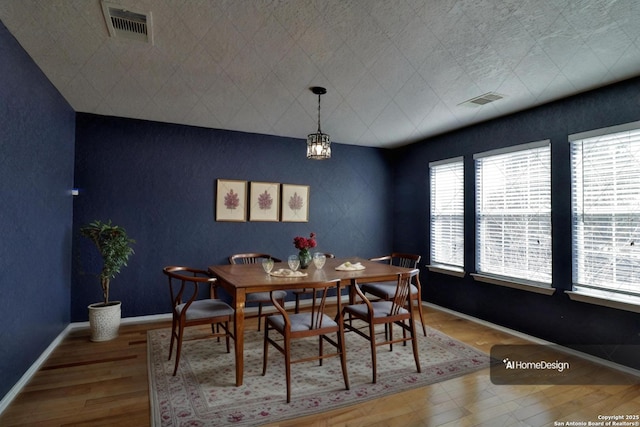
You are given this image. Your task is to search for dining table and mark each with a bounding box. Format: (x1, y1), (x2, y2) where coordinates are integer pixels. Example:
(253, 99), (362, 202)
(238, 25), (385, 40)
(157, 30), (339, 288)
(208, 256), (416, 386)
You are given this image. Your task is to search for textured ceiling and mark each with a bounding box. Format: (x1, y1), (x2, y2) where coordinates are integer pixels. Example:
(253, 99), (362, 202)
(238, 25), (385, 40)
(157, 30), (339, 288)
(1, 0), (639, 148)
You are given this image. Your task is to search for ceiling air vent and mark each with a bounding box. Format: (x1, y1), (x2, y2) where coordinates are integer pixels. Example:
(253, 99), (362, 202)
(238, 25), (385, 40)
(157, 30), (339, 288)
(459, 92), (505, 108)
(101, 1), (153, 44)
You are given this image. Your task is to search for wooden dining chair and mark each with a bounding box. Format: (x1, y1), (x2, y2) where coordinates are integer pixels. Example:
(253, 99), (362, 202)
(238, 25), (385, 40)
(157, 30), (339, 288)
(163, 266), (235, 376)
(342, 270), (421, 383)
(262, 278), (349, 403)
(359, 253), (427, 336)
(228, 253), (287, 331)
(292, 252), (335, 313)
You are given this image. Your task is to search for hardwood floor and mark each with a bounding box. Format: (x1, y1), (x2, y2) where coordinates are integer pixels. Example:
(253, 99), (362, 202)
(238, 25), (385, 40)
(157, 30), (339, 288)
(1, 305), (638, 426)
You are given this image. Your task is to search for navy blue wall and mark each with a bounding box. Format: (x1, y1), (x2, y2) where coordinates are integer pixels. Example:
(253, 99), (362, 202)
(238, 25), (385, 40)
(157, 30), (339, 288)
(0, 21), (75, 399)
(71, 114), (393, 321)
(394, 77), (640, 369)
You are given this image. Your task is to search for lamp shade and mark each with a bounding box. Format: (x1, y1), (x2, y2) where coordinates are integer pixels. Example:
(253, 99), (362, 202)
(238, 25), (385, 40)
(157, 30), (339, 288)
(307, 131), (331, 159)
(307, 86), (331, 160)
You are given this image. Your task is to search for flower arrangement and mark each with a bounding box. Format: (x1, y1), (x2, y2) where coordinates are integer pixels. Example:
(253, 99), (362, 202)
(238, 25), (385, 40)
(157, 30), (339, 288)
(293, 232), (317, 251)
(293, 232), (316, 269)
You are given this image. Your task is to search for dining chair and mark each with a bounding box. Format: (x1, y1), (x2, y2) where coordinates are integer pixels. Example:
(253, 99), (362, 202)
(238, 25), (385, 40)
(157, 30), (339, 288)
(359, 253), (427, 336)
(292, 252), (335, 313)
(342, 270), (421, 383)
(228, 253), (287, 331)
(163, 266), (235, 376)
(262, 278), (349, 403)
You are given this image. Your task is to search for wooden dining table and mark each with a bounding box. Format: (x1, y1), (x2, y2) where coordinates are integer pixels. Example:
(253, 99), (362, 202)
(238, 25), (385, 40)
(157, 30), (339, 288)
(208, 256), (415, 386)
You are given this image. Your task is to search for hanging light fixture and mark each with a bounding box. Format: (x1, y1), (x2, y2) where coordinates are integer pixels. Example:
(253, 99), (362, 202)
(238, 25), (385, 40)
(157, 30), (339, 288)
(306, 86), (331, 160)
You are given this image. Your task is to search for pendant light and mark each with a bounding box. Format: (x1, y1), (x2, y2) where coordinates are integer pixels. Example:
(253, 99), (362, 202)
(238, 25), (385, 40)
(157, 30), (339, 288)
(306, 86), (331, 160)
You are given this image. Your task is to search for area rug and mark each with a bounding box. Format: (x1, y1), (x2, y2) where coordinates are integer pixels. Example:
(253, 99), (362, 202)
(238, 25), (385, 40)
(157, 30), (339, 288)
(148, 324), (490, 426)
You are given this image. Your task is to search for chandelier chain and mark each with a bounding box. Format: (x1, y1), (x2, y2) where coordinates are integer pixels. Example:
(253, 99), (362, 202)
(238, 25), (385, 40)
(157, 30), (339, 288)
(317, 92), (322, 133)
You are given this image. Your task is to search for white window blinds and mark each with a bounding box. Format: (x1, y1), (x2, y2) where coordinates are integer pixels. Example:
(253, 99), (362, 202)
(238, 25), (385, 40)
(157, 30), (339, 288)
(474, 141), (552, 284)
(430, 157), (464, 268)
(570, 123), (640, 300)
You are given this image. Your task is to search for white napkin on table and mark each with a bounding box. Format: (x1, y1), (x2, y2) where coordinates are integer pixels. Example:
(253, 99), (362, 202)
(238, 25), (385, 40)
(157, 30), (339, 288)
(269, 269), (307, 277)
(335, 261), (365, 271)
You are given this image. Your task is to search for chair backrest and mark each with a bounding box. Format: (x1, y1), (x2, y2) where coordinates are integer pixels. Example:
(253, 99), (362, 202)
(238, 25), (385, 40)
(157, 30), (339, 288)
(163, 266), (217, 313)
(228, 253), (282, 264)
(389, 269), (420, 316)
(271, 279), (340, 331)
(370, 252), (420, 269)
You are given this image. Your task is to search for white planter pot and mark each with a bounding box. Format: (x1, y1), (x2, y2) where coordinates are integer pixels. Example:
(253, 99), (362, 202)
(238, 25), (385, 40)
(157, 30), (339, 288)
(88, 301), (121, 342)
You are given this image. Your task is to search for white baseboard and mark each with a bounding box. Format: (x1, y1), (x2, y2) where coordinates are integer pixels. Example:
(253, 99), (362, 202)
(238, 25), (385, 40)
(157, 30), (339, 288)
(0, 324), (73, 415)
(0, 312), (174, 415)
(424, 302), (640, 379)
(3, 301), (638, 416)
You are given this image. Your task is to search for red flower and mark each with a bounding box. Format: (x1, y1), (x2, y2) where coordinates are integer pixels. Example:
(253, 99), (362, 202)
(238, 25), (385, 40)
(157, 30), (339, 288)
(293, 232), (317, 250)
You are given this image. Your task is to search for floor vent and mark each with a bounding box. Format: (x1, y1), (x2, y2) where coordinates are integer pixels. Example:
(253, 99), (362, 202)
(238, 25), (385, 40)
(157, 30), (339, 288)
(101, 1), (153, 44)
(459, 92), (505, 107)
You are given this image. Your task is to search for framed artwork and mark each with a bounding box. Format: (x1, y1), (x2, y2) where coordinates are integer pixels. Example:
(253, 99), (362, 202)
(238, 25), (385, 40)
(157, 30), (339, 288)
(281, 184), (310, 222)
(249, 181), (280, 222)
(216, 179), (247, 222)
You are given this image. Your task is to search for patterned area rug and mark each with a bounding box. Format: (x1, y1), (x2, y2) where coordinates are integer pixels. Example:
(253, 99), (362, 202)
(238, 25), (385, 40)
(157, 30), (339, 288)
(148, 324), (490, 426)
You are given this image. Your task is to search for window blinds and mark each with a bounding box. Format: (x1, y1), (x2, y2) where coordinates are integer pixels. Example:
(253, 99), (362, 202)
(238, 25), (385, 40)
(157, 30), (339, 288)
(475, 142), (552, 284)
(429, 158), (464, 268)
(571, 126), (640, 299)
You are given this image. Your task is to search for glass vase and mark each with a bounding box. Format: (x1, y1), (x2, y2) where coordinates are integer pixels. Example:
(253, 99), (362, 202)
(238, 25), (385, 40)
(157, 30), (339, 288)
(298, 249), (312, 269)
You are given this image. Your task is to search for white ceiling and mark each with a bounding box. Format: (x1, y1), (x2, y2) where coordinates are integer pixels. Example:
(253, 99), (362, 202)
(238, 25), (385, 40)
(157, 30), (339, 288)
(1, 0), (639, 149)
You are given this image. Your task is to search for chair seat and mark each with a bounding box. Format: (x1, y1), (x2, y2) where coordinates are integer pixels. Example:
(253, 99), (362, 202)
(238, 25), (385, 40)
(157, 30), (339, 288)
(343, 300), (409, 318)
(268, 313), (338, 332)
(177, 299), (234, 320)
(360, 281), (418, 299)
(247, 290), (287, 302)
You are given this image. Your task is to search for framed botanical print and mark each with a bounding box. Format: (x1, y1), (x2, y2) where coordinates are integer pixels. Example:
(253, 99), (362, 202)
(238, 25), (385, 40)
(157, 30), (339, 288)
(249, 181), (280, 221)
(216, 179), (247, 222)
(281, 184), (309, 222)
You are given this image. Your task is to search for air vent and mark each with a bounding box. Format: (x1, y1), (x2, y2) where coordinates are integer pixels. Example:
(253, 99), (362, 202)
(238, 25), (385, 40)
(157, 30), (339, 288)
(459, 92), (505, 107)
(101, 1), (153, 44)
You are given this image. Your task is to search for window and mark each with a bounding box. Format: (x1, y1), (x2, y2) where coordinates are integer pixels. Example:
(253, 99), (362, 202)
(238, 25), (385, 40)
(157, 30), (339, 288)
(474, 141), (552, 285)
(570, 122), (640, 303)
(429, 157), (464, 269)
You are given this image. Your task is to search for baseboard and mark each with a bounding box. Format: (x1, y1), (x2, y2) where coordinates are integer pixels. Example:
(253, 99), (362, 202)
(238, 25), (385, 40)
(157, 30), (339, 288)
(0, 323), (74, 415)
(424, 302), (640, 379)
(4, 301), (638, 416)
(0, 298), (346, 415)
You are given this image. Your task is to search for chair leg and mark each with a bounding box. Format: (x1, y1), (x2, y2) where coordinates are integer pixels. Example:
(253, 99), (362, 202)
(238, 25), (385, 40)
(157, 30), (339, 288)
(173, 323), (185, 376)
(338, 318), (350, 391)
(224, 321), (230, 353)
(409, 318), (421, 374)
(414, 281), (427, 336)
(262, 325), (269, 376)
(211, 323), (220, 342)
(258, 303), (264, 331)
(369, 321), (378, 383)
(416, 298), (427, 336)
(168, 318), (177, 361)
(284, 335), (292, 403)
(295, 293), (301, 313)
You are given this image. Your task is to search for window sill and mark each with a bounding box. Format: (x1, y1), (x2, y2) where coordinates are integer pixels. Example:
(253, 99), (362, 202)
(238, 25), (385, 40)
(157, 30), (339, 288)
(471, 273), (555, 295)
(565, 291), (640, 314)
(427, 264), (466, 278)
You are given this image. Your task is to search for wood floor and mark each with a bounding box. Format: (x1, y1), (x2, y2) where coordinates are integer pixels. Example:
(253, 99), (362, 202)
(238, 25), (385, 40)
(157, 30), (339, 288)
(1, 305), (639, 427)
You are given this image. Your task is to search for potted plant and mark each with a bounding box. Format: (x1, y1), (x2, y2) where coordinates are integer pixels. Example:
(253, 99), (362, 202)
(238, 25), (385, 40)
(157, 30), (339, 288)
(80, 220), (135, 342)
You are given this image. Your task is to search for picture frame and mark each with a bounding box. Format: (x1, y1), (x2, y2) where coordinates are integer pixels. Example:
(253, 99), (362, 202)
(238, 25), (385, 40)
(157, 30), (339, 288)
(249, 181), (280, 222)
(216, 179), (247, 222)
(281, 184), (310, 222)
